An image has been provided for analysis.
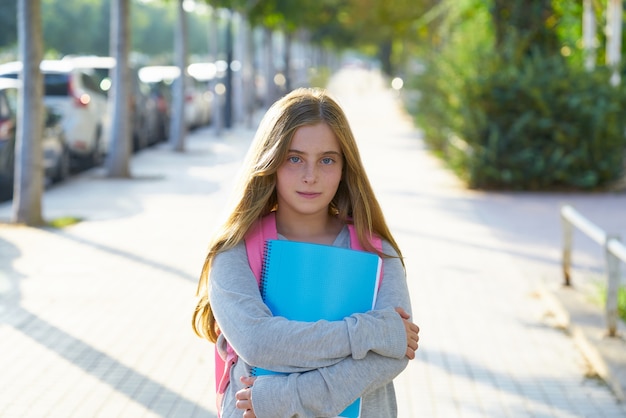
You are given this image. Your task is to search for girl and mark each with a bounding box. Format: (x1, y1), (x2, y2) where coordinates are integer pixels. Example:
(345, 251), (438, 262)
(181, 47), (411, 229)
(193, 88), (419, 418)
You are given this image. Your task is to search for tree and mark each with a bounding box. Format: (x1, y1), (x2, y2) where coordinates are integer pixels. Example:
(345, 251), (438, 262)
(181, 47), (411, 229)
(605, 0), (623, 85)
(105, 0), (132, 177)
(41, 0), (109, 56)
(12, 0), (45, 226)
(132, 0), (177, 58)
(490, 0), (560, 57)
(169, 0), (188, 152)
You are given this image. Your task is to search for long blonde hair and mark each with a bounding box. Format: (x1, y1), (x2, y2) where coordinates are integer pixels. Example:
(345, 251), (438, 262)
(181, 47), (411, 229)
(192, 87), (403, 342)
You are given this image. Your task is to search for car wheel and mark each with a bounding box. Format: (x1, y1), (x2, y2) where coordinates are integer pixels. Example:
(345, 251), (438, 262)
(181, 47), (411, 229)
(53, 145), (71, 183)
(90, 127), (104, 167)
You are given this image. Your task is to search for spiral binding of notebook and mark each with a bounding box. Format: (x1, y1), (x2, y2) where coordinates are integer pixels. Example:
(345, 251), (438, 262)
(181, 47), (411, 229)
(258, 240), (271, 300)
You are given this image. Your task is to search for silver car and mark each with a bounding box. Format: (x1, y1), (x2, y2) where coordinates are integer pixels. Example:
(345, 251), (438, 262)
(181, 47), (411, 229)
(0, 60), (108, 168)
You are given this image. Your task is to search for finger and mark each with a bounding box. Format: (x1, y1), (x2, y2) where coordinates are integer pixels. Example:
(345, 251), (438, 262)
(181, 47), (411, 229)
(395, 307), (410, 319)
(236, 398), (251, 410)
(235, 388), (251, 401)
(240, 376), (256, 387)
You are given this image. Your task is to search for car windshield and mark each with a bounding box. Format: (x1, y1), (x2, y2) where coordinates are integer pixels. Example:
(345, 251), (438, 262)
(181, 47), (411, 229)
(0, 89), (17, 119)
(44, 73), (70, 96)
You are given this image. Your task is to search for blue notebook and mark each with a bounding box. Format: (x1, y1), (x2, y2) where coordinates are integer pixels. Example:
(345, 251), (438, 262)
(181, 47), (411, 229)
(252, 239), (382, 418)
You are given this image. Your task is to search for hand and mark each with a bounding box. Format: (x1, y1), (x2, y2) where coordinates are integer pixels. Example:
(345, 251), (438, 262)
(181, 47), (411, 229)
(236, 376), (257, 418)
(395, 307), (420, 359)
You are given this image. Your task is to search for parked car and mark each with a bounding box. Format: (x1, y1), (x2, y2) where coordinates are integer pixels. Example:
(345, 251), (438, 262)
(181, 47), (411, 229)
(64, 55), (162, 150)
(0, 60), (108, 168)
(146, 79), (171, 143)
(0, 78), (18, 200)
(187, 62), (215, 126)
(0, 78), (71, 201)
(42, 107), (70, 184)
(138, 65), (212, 130)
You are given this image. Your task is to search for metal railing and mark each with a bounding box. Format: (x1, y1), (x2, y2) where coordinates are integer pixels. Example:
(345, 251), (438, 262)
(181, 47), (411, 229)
(561, 204), (625, 337)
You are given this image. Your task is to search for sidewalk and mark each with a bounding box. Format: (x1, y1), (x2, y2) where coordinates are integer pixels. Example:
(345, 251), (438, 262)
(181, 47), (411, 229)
(1, 68), (625, 418)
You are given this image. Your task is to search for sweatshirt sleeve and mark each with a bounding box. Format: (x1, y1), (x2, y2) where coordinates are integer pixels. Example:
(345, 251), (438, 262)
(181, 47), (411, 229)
(209, 239), (409, 373)
(251, 350), (409, 418)
(347, 240), (412, 359)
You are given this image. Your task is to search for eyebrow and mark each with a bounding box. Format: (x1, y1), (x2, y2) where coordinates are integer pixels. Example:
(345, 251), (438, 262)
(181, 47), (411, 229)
(288, 149), (343, 157)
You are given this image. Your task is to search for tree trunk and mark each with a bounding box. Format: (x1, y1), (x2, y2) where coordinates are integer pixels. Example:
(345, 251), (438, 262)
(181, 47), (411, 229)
(170, 0), (188, 152)
(13, 0), (44, 226)
(224, 15), (233, 128)
(583, 0), (597, 71)
(283, 31), (292, 92)
(105, 0), (131, 178)
(378, 37), (393, 76)
(606, 0), (622, 86)
(262, 27), (276, 109)
(209, 10), (222, 136)
(242, 14), (256, 128)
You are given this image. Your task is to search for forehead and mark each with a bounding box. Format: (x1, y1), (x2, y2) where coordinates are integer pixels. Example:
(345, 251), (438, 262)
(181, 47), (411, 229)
(290, 123), (341, 153)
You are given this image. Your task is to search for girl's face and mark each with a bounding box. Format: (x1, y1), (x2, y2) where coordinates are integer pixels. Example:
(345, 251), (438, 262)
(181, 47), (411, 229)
(276, 123), (343, 219)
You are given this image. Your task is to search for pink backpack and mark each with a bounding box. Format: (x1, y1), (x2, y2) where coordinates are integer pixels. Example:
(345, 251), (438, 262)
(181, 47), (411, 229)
(214, 212), (383, 416)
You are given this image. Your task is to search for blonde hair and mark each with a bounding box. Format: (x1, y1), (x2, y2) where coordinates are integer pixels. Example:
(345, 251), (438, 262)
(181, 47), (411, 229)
(192, 87), (403, 342)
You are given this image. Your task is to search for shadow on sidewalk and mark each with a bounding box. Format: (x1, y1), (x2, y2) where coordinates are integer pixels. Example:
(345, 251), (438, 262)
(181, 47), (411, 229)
(417, 346), (616, 413)
(0, 229), (211, 416)
(47, 227), (197, 283)
(10, 306), (215, 417)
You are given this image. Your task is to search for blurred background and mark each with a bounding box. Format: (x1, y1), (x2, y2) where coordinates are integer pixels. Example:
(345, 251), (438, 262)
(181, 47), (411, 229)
(1, 0), (625, 206)
(1, 2), (626, 416)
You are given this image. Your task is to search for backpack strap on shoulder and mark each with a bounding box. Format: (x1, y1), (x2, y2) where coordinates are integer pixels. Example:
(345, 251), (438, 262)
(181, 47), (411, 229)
(347, 224), (382, 252)
(347, 223), (384, 282)
(245, 212), (278, 283)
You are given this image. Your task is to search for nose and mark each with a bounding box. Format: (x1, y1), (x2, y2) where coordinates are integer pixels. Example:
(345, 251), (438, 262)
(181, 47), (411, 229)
(303, 163), (317, 184)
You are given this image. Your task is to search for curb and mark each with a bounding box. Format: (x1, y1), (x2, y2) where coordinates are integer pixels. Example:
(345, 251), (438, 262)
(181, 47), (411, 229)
(539, 282), (626, 402)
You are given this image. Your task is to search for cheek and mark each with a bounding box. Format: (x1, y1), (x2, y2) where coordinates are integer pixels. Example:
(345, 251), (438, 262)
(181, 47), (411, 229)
(276, 165), (295, 184)
(275, 166), (294, 195)
(323, 166), (343, 187)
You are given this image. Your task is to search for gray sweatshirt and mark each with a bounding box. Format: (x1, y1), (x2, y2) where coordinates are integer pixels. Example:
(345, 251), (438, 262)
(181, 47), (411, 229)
(209, 226), (412, 418)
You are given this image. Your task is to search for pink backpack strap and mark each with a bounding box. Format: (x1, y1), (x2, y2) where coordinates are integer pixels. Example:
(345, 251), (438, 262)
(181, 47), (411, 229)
(215, 342), (237, 416)
(245, 212), (278, 283)
(347, 224), (383, 251)
(347, 223), (384, 281)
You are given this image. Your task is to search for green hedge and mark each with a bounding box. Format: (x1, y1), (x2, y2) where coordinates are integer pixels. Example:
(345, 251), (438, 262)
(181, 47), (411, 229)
(409, 51), (626, 190)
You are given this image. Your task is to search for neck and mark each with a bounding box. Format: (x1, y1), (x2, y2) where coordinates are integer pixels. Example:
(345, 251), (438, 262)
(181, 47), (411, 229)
(275, 211), (343, 245)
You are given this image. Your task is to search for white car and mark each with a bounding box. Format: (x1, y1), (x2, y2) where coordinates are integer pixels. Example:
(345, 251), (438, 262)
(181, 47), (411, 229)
(0, 78), (70, 201)
(0, 60), (108, 167)
(138, 65), (212, 130)
(42, 107), (71, 184)
(64, 55), (162, 151)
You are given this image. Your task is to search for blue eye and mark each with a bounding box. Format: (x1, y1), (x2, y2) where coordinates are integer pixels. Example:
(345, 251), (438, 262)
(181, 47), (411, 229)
(321, 157), (334, 165)
(288, 156), (301, 163)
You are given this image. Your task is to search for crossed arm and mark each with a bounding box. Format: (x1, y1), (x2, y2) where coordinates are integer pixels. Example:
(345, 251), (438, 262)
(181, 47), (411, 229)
(235, 307), (419, 417)
(210, 241), (420, 417)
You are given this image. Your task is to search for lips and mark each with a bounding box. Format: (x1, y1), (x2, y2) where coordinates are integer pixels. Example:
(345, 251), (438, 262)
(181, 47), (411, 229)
(297, 192), (321, 199)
